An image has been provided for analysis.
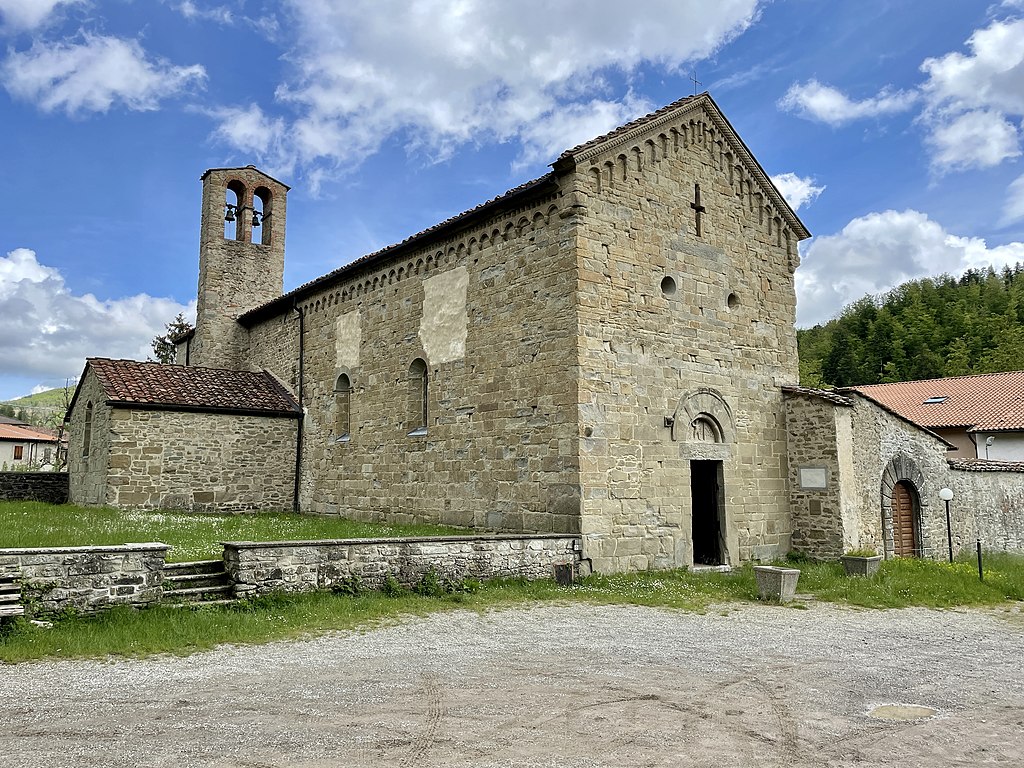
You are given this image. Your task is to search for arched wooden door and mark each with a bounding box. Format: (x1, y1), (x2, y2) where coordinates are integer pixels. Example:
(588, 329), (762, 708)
(892, 481), (918, 557)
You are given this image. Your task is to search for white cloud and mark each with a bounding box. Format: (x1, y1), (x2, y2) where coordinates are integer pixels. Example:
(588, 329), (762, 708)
(925, 109), (1021, 171)
(0, 0), (82, 31)
(1002, 173), (1024, 225)
(0, 248), (194, 383)
(174, 1), (233, 24)
(796, 210), (1024, 326)
(777, 79), (917, 126)
(2, 34), (206, 116)
(770, 172), (825, 211)
(211, 0), (764, 175)
(919, 18), (1024, 171)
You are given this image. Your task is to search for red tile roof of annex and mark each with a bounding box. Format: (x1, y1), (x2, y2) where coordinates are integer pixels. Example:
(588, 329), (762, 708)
(0, 423), (59, 442)
(85, 358), (300, 416)
(846, 370), (1024, 432)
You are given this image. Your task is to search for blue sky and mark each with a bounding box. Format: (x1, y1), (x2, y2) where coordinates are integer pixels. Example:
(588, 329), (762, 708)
(2, 0), (1024, 400)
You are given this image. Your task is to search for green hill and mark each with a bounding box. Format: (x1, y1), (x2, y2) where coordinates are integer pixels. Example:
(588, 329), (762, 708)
(798, 264), (1024, 387)
(1, 386), (73, 428)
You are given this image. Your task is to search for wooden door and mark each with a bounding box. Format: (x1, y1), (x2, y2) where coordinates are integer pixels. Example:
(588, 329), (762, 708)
(892, 481), (918, 557)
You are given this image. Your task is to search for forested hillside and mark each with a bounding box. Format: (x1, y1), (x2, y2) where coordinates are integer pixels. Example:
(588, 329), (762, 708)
(798, 264), (1024, 387)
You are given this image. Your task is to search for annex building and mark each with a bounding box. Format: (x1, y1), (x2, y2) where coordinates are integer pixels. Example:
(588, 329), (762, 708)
(65, 93), (1024, 572)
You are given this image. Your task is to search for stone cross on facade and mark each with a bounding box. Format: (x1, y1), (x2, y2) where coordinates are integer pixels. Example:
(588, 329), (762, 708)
(690, 182), (706, 237)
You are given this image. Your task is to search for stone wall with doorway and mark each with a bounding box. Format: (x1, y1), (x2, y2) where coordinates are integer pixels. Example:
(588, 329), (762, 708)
(787, 389), (1024, 560)
(573, 103), (801, 573)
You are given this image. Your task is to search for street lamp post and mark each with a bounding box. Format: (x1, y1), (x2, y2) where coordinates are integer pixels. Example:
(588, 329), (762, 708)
(939, 487), (954, 563)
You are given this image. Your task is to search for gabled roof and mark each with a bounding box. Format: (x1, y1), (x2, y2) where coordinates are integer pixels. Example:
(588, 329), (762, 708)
(238, 92), (807, 326)
(200, 165), (291, 190)
(553, 92), (810, 240)
(0, 423), (58, 443)
(781, 385), (854, 407)
(237, 173), (559, 326)
(68, 359), (301, 418)
(846, 371), (1024, 432)
(0, 415), (30, 426)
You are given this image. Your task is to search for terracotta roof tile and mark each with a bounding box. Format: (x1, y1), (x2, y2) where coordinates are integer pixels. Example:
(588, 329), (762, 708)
(781, 385), (854, 406)
(847, 371), (1024, 432)
(0, 423), (58, 442)
(948, 458), (1024, 473)
(86, 359), (300, 416)
(238, 173), (557, 325)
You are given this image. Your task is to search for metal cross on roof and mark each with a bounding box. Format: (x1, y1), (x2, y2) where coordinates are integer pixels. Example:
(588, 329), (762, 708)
(689, 71), (702, 95)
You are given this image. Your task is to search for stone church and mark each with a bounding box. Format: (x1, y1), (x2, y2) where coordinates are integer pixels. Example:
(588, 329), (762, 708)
(65, 93), (1024, 572)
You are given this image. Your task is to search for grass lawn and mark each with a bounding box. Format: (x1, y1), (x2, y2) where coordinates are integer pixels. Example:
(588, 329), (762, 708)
(0, 501), (467, 562)
(2, 553), (1022, 663)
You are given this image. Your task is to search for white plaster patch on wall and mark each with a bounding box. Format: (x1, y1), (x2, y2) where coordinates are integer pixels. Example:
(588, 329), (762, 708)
(420, 266), (469, 363)
(835, 409), (859, 550)
(335, 310), (362, 370)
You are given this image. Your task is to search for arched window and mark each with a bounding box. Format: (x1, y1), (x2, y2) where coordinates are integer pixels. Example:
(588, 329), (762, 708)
(253, 186), (272, 245)
(83, 401), (93, 457)
(408, 358), (428, 434)
(224, 180), (246, 241)
(334, 373), (352, 440)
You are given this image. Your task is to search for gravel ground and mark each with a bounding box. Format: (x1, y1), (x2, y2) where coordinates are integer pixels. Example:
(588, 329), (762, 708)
(1, 602), (1023, 767)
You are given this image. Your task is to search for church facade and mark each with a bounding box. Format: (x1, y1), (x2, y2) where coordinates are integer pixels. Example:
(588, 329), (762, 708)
(185, 93), (808, 573)
(65, 93), (1024, 571)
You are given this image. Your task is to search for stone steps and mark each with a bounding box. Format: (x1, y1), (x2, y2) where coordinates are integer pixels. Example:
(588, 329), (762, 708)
(0, 575), (25, 618)
(163, 560), (236, 606)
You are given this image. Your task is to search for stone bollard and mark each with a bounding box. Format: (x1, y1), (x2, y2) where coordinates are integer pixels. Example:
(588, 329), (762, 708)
(753, 565), (800, 603)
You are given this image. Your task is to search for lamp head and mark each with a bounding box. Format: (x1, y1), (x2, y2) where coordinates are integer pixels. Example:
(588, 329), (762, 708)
(939, 487), (954, 502)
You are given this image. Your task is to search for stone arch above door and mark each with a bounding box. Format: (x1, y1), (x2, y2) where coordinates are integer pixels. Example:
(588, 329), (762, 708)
(880, 453), (931, 558)
(672, 388), (734, 443)
(671, 387), (734, 460)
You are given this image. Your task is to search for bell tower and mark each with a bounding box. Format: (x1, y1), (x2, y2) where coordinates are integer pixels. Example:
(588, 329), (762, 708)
(191, 166), (289, 370)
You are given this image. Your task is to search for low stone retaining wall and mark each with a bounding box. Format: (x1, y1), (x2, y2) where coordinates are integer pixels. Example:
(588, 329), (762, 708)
(0, 544), (168, 616)
(0, 471), (69, 504)
(222, 535), (583, 597)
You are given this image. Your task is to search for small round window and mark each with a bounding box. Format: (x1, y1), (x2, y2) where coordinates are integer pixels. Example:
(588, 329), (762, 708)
(727, 292), (739, 310)
(661, 276), (677, 297)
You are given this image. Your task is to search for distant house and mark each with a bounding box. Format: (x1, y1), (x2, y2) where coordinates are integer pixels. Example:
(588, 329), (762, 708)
(847, 371), (1024, 461)
(0, 420), (60, 468)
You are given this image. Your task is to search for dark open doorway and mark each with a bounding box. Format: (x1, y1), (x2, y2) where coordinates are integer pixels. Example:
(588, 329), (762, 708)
(691, 460), (725, 565)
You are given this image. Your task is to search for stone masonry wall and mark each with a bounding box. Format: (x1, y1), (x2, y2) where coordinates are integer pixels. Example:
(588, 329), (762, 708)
(572, 104), (802, 572)
(67, 370), (113, 506)
(795, 391), (1024, 559)
(951, 467), (1024, 553)
(0, 544), (167, 616)
(0, 471), (69, 504)
(784, 393), (847, 559)
(191, 167), (288, 370)
(223, 535), (581, 597)
(244, 189), (583, 535)
(103, 409), (297, 512)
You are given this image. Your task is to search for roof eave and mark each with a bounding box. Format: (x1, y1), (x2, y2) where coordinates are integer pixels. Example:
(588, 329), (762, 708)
(553, 92), (810, 241)
(237, 173), (560, 327)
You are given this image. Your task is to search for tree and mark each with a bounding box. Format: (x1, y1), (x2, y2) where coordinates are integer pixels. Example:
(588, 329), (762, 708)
(150, 313), (193, 365)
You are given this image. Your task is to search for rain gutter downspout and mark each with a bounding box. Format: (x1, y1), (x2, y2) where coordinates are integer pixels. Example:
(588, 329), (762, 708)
(292, 302), (305, 512)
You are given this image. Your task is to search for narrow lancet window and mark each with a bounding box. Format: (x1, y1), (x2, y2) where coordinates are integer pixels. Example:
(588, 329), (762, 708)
(335, 374), (352, 440)
(83, 401), (93, 457)
(408, 358), (428, 434)
(224, 180), (246, 241)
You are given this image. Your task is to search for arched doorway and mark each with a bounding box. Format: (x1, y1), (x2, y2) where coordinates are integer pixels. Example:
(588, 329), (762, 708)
(891, 481), (919, 557)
